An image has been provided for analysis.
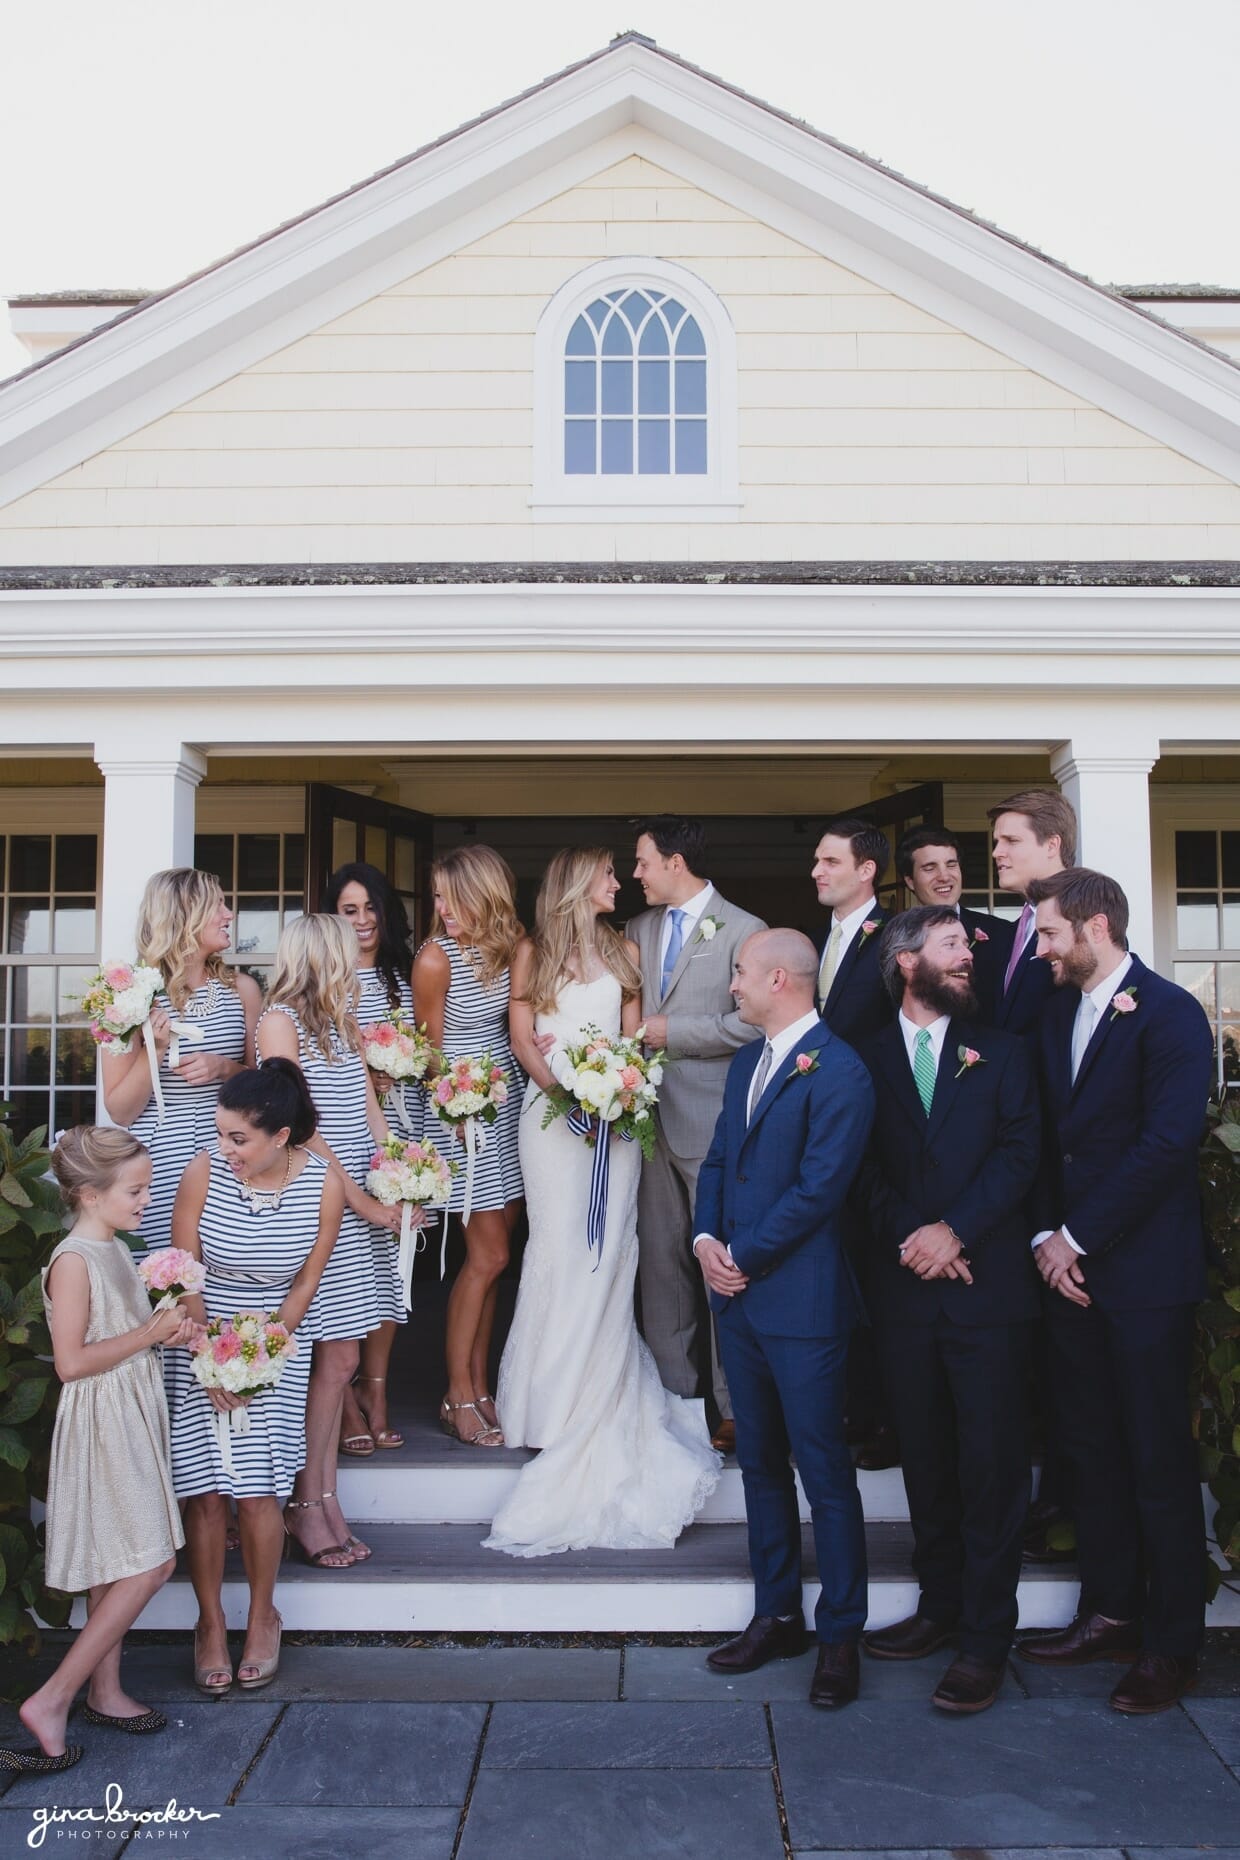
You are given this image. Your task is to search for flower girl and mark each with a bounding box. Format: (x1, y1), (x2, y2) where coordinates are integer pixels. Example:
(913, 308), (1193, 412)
(4, 1129), (196, 1775)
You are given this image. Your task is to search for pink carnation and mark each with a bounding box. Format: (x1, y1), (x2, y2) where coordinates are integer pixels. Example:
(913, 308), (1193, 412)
(104, 963), (134, 988)
(212, 1330), (242, 1364)
(490, 1067), (504, 1082)
(435, 1078), (454, 1105)
(370, 1022), (397, 1046)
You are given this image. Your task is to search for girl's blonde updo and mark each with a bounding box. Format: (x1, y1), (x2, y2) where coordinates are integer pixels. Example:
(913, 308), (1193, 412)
(51, 1126), (148, 1211)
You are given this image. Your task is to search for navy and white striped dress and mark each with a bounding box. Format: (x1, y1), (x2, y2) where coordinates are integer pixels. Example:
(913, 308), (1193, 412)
(128, 978), (247, 1258)
(256, 1003), (398, 1335)
(169, 1149), (324, 1500)
(356, 966), (423, 1142)
(421, 938), (524, 1213)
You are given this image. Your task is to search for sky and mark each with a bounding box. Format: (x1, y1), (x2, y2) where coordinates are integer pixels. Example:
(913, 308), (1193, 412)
(2, 0), (1238, 379)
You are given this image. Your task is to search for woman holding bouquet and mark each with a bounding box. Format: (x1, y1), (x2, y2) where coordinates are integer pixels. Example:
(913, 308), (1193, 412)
(413, 845), (525, 1447)
(171, 1061), (343, 1692)
(256, 915), (414, 1568)
(325, 860), (417, 1456)
(484, 849), (719, 1556)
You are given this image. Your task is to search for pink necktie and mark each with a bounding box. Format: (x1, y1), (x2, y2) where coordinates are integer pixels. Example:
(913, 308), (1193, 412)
(1003, 902), (1034, 995)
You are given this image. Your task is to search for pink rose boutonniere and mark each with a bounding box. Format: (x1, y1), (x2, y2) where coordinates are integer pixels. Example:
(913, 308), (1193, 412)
(1110, 986), (1138, 1021)
(971, 927), (989, 945)
(954, 1044), (987, 1080)
(794, 1051), (821, 1076)
(860, 919), (881, 940)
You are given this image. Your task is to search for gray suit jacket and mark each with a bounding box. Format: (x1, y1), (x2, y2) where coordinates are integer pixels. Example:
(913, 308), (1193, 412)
(628, 886), (765, 1159)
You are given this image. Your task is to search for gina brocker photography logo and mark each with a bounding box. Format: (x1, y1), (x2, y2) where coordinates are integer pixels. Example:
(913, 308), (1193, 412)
(25, 1785), (222, 1847)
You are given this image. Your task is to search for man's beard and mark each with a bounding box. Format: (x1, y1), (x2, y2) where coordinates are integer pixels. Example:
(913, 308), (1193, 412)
(912, 958), (978, 1021)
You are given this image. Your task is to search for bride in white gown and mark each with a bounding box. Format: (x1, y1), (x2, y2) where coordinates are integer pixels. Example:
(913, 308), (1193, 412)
(484, 848), (720, 1557)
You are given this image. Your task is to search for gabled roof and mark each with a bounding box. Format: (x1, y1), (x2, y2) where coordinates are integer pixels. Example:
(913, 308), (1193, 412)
(4, 29), (1240, 507)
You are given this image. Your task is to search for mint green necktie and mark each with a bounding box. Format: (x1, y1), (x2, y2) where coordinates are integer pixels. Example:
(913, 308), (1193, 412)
(913, 1027), (936, 1117)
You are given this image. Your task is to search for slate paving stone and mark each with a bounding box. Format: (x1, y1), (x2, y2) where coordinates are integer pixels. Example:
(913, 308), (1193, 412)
(482, 1701), (770, 1769)
(458, 1770), (784, 1860)
(141, 1803), (461, 1858)
(0, 1700), (280, 1811)
(773, 1697), (1240, 1850)
(1014, 1640), (1240, 1698)
(1184, 1697), (1240, 1776)
(793, 1850), (1127, 1860)
(622, 1644), (1016, 1703)
(240, 1700), (484, 1805)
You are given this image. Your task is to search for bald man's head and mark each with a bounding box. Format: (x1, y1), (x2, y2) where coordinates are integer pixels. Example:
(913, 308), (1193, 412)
(731, 928), (820, 1033)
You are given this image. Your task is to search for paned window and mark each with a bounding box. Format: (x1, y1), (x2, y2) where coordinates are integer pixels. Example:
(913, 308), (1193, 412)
(563, 289), (707, 477)
(940, 830), (1023, 920)
(1172, 828), (1240, 1090)
(193, 832), (305, 988)
(1, 833), (99, 1142)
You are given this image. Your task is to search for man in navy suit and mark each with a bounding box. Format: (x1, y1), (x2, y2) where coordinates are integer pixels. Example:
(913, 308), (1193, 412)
(895, 825), (1016, 1021)
(856, 908), (1041, 1713)
(989, 789), (1076, 1037)
(695, 929), (876, 1707)
(1018, 869), (1213, 1714)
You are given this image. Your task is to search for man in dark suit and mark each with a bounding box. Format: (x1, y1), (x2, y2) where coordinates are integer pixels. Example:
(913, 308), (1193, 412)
(1018, 869), (1213, 1714)
(812, 816), (894, 1047)
(695, 929), (876, 1708)
(894, 825), (1015, 1021)
(989, 789), (1076, 1037)
(856, 907), (1041, 1713)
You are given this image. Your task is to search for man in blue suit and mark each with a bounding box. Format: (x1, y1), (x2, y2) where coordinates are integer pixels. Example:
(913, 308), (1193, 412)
(1017, 869), (1213, 1714)
(694, 928), (876, 1708)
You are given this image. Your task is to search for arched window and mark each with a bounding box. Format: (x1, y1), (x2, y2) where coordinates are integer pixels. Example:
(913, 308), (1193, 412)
(533, 259), (739, 521)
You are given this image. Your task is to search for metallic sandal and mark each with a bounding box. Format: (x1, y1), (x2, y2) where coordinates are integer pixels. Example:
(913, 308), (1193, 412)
(439, 1397), (505, 1447)
(323, 1489), (371, 1563)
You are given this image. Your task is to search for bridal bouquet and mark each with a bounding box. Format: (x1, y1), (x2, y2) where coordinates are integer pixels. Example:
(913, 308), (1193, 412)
(137, 1246), (206, 1313)
(367, 1135), (456, 1306)
(541, 1025), (665, 1161)
(362, 1015), (441, 1132)
(80, 961), (164, 1054)
(189, 1311), (299, 1475)
(428, 1053), (510, 1231)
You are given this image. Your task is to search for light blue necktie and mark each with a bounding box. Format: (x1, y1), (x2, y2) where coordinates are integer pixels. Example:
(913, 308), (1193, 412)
(660, 908), (687, 997)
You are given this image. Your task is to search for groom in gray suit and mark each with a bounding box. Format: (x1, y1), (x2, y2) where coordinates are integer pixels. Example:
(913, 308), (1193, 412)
(629, 818), (765, 1446)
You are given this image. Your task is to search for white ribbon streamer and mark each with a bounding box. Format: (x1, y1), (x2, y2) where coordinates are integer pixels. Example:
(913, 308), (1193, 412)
(168, 1018), (205, 1071)
(141, 1017), (165, 1126)
(397, 1202), (429, 1313)
(394, 1083), (413, 1134)
(213, 1404), (252, 1478)
(456, 1116), (488, 1233)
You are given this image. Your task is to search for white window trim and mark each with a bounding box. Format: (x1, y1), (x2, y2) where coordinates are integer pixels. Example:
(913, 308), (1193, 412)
(531, 257), (741, 522)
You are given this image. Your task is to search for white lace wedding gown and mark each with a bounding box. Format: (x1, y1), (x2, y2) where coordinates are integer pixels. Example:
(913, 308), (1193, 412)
(484, 971), (721, 1557)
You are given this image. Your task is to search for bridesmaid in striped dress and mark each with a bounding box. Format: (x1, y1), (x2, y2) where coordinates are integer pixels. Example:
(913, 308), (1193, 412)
(413, 846), (525, 1448)
(171, 1061), (344, 1693)
(256, 915), (417, 1569)
(326, 861), (417, 1458)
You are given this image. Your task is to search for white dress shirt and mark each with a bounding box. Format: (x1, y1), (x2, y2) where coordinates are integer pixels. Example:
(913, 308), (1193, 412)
(828, 896), (879, 967)
(1032, 951), (1134, 1257)
(693, 1007), (824, 1257)
(658, 881), (715, 975)
(898, 1010), (951, 1077)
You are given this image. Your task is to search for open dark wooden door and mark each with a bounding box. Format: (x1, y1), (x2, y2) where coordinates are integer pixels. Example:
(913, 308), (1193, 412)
(845, 781), (945, 910)
(306, 785), (435, 947)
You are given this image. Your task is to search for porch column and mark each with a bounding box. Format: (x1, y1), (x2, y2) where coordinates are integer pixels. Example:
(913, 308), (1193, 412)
(94, 744), (207, 965)
(1049, 743), (1156, 960)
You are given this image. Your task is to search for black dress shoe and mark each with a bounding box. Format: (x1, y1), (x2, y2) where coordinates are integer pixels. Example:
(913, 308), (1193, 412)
(931, 1656), (1005, 1714)
(855, 1426), (900, 1472)
(710, 1419), (737, 1455)
(1109, 1653), (1198, 1715)
(707, 1615), (807, 1673)
(863, 1611), (958, 1661)
(809, 1641), (860, 1708)
(1017, 1611), (1141, 1667)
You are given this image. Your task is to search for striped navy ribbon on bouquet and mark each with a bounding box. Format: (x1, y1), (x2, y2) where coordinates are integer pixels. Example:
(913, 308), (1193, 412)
(566, 1105), (635, 1267)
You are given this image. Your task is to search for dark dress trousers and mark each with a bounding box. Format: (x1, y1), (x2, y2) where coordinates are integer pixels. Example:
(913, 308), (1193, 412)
(857, 1018), (1041, 1663)
(816, 908), (894, 1049)
(696, 1027), (876, 1644)
(959, 906), (1016, 1025)
(1035, 954), (1214, 1656)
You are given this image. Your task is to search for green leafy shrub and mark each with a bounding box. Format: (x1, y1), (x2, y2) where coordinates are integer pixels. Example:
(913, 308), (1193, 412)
(1195, 1093), (1240, 1594)
(0, 1116), (73, 1687)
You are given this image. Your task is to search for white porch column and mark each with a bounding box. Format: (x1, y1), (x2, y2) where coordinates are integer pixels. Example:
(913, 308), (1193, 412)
(1049, 743), (1157, 960)
(94, 745), (207, 963)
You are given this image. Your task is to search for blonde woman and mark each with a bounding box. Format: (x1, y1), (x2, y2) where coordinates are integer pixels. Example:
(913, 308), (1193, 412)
(256, 915), (416, 1569)
(484, 849), (719, 1557)
(101, 869), (261, 1258)
(413, 846), (525, 1447)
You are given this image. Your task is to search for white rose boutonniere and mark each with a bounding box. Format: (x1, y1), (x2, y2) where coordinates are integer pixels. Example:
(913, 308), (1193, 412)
(694, 915), (725, 948)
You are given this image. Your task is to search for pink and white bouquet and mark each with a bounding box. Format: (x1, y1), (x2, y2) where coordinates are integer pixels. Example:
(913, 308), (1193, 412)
(80, 961), (163, 1055)
(428, 1053), (510, 1229)
(367, 1134), (456, 1306)
(137, 1246), (206, 1313)
(541, 1025), (665, 1161)
(189, 1310), (299, 1473)
(362, 1016), (441, 1132)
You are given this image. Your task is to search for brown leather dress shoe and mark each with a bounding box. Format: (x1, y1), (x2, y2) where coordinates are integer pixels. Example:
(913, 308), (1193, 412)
(1109, 1653), (1197, 1715)
(809, 1641), (860, 1708)
(707, 1614), (807, 1673)
(710, 1419), (736, 1454)
(931, 1656), (1005, 1714)
(1017, 1612), (1141, 1666)
(863, 1612), (958, 1661)
(854, 1425), (900, 1472)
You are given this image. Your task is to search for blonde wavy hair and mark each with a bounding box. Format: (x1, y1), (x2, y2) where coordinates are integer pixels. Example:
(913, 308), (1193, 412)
(523, 848), (641, 1016)
(136, 869), (237, 1011)
(430, 845), (524, 988)
(52, 1125), (148, 1212)
(267, 914), (360, 1062)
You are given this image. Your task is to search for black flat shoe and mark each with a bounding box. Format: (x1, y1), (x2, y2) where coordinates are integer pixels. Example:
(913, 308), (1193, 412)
(0, 1744), (84, 1775)
(80, 1705), (167, 1734)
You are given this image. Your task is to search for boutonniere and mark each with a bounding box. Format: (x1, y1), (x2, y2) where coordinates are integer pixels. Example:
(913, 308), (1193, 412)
(954, 1044), (986, 1080)
(694, 915), (725, 946)
(859, 918), (881, 940)
(793, 1050), (821, 1076)
(970, 926), (989, 945)
(1110, 985), (1138, 1021)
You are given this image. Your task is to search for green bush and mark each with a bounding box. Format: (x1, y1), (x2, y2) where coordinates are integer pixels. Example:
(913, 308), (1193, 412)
(0, 1116), (73, 1688)
(1197, 1093), (1240, 1593)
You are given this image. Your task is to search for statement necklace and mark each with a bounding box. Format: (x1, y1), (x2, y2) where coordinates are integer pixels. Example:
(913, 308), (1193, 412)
(237, 1145), (292, 1213)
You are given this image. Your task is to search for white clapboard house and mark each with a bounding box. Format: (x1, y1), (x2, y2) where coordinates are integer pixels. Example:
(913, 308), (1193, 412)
(2, 33), (1238, 1631)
